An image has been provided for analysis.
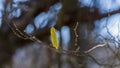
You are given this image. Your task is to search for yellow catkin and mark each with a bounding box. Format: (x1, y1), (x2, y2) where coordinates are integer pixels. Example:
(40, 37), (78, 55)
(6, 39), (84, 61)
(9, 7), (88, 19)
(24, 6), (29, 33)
(50, 27), (59, 49)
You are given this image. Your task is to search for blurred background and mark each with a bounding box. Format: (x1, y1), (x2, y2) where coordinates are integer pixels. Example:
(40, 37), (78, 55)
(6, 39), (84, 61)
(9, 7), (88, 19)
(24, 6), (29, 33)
(1, 0), (120, 68)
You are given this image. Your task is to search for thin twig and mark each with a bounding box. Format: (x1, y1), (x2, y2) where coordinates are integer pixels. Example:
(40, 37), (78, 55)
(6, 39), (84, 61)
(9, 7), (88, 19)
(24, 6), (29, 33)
(85, 41), (108, 53)
(74, 22), (79, 46)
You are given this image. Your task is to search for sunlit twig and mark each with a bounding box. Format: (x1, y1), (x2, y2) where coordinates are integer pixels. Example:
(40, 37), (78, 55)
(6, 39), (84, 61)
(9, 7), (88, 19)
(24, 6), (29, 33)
(74, 22), (79, 46)
(85, 41), (108, 53)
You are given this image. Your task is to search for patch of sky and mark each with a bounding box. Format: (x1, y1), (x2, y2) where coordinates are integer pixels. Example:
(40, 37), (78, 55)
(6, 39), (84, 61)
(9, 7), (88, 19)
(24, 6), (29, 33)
(0, 0), (4, 10)
(6, 0), (28, 19)
(12, 9), (21, 18)
(61, 26), (70, 49)
(56, 30), (60, 44)
(14, 48), (26, 60)
(34, 3), (62, 29)
(0, 19), (2, 27)
(12, 4), (18, 8)
(49, 3), (62, 12)
(79, 0), (120, 14)
(14, 0), (28, 3)
(0, 0), (5, 27)
(24, 24), (34, 34)
(95, 0), (120, 13)
(34, 12), (49, 29)
(79, 0), (94, 7)
(48, 21), (56, 28)
(12, 47), (33, 67)
(94, 13), (120, 47)
(0, 11), (2, 18)
(13, 0), (29, 11)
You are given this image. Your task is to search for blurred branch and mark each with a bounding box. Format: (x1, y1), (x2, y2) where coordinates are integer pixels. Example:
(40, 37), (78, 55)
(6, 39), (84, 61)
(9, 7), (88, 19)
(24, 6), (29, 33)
(79, 7), (120, 22)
